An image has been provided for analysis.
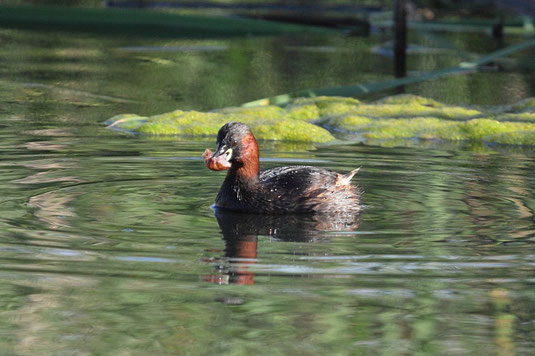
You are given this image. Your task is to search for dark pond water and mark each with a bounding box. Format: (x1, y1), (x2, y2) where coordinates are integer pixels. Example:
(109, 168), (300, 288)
(0, 25), (534, 354)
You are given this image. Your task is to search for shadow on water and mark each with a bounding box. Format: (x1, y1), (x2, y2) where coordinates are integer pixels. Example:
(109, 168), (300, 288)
(203, 208), (361, 285)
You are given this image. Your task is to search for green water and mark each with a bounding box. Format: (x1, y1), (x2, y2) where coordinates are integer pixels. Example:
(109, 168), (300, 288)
(0, 25), (534, 355)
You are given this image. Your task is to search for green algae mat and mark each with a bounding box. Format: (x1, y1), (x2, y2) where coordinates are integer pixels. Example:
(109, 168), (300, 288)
(105, 94), (535, 148)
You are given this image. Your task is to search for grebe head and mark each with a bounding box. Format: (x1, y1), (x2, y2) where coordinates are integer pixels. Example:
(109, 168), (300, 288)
(203, 122), (258, 171)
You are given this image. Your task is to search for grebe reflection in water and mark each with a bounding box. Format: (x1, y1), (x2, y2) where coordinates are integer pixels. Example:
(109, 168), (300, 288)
(202, 209), (361, 285)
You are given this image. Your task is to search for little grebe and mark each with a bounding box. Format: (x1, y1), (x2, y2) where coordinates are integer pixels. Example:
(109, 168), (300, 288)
(202, 122), (362, 214)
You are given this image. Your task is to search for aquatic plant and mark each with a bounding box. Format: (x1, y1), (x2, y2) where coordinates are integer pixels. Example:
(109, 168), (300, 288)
(106, 95), (535, 147)
(107, 105), (334, 142)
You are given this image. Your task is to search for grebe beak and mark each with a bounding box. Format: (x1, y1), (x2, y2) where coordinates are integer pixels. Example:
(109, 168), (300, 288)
(202, 147), (232, 171)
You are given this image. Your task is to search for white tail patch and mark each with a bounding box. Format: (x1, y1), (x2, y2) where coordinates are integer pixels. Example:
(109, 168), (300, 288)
(337, 167), (361, 186)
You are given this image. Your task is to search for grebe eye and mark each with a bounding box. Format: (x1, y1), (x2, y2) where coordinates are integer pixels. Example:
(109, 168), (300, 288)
(232, 140), (238, 147)
(224, 148), (233, 161)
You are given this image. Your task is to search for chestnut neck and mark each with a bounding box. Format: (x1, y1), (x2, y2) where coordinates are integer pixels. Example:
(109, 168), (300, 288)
(228, 132), (260, 184)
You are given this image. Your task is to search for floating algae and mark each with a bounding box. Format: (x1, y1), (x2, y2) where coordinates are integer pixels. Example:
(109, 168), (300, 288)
(107, 105), (334, 142)
(332, 116), (461, 140)
(496, 112), (535, 122)
(214, 105), (286, 119)
(286, 96), (361, 121)
(105, 94), (535, 147)
(138, 111), (225, 135)
(350, 94), (481, 120)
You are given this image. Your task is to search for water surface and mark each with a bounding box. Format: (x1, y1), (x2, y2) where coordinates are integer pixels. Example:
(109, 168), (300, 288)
(0, 25), (534, 355)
